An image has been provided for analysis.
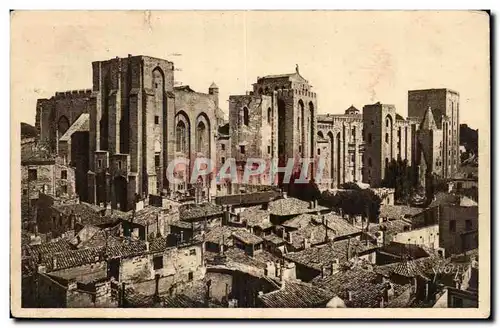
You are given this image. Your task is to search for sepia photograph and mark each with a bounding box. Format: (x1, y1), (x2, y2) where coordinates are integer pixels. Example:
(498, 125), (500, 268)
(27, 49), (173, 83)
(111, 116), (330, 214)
(10, 10), (491, 319)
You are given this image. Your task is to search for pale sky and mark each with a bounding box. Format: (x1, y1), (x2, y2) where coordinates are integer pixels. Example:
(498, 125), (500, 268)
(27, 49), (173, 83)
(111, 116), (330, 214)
(11, 11), (489, 128)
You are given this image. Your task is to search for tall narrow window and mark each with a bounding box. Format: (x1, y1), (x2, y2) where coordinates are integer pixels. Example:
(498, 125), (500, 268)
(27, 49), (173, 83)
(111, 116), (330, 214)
(155, 154), (160, 167)
(267, 107), (272, 124)
(196, 121), (206, 153)
(449, 220), (456, 233)
(176, 121), (187, 152)
(243, 107), (249, 126)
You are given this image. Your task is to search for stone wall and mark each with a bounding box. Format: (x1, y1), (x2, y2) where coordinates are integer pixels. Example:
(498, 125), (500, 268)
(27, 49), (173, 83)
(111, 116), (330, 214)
(438, 205), (478, 256)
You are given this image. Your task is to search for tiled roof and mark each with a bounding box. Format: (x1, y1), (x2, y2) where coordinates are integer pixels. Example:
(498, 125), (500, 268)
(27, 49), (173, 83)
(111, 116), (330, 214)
(239, 206), (272, 229)
(27, 239), (74, 261)
(204, 226), (246, 245)
(53, 202), (124, 227)
(232, 230), (263, 245)
(282, 214), (315, 229)
(70, 225), (101, 247)
(369, 219), (412, 235)
(149, 236), (178, 253)
(376, 249), (477, 287)
(170, 220), (193, 229)
(215, 191), (281, 206)
(42, 240), (147, 272)
(377, 242), (430, 261)
(313, 267), (411, 308)
(379, 205), (424, 220)
(258, 280), (335, 308)
(313, 268), (383, 307)
(282, 214), (360, 249)
(324, 213), (361, 236)
(209, 248), (280, 270)
(429, 192), (460, 208)
(287, 224), (329, 249)
(179, 202), (224, 221)
(391, 260), (424, 278)
(162, 294), (207, 308)
(262, 233), (286, 245)
(284, 239), (376, 271)
(131, 206), (164, 226)
(269, 198), (328, 216)
(76, 230), (127, 249)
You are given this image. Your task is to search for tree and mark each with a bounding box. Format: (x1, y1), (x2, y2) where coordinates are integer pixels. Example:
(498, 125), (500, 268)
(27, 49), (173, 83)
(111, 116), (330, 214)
(320, 184), (382, 224)
(381, 158), (416, 204)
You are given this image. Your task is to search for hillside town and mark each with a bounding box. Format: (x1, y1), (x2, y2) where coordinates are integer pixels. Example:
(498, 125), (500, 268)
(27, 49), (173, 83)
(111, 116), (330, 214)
(20, 54), (479, 309)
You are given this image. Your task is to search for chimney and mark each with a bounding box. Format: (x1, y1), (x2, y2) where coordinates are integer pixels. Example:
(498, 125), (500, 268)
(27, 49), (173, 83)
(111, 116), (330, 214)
(52, 257), (57, 270)
(303, 237), (310, 249)
(331, 259), (340, 275)
(348, 290), (353, 302)
(205, 280), (212, 307)
(377, 231), (385, 247)
(120, 283), (126, 307)
(154, 274), (160, 302)
(282, 192), (288, 199)
(287, 232), (293, 244)
(309, 200), (314, 209)
(219, 236), (224, 255)
(180, 231), (184, 243)
(321, 265), (327, 278)
(145, 241), (150, 251)
(425, 281), (431, 301)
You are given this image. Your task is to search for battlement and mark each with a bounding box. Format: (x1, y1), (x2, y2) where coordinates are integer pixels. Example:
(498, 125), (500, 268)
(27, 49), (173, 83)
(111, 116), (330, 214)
(54, 89), (93, 99)
(317, 113), (363, 124)
(274, 88), (317, 99)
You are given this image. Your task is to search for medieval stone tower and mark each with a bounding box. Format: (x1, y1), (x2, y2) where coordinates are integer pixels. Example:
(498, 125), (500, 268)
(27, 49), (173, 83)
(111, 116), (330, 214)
(228, 65), (317, 188)
(87, 55), (176, 211)
(408, 88), (460, 179)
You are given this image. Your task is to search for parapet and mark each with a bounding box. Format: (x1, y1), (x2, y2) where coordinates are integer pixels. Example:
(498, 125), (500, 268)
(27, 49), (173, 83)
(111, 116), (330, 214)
(54, 89), (93, 99)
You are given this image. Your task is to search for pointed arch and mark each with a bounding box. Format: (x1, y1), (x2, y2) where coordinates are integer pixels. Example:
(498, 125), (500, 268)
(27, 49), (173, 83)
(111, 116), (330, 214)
(195, 112), (211, 155)
(175, 111), (190, 154)
(57, 115), (70, 135)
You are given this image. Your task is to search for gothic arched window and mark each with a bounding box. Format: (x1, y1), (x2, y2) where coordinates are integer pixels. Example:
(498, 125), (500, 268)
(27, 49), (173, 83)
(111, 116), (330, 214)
(196, 121), (206, 153)
(243, 107), (249, 126)
(176, 121), (187, 152)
